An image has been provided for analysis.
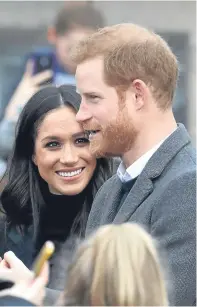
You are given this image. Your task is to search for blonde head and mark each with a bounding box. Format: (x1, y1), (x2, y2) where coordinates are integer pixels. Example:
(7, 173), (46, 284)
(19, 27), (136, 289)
(63, 223), (168, 306)
(72, 23), (178, 109)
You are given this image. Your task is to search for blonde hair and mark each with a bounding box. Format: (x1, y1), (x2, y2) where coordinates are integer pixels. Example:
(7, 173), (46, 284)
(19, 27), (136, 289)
(63, 223), (168, 306)
(72, 23), (178, 109)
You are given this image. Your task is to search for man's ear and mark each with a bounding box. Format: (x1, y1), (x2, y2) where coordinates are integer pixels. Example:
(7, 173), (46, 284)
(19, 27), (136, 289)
(47, 26), (57, 45)
(131, 79), (148, 110)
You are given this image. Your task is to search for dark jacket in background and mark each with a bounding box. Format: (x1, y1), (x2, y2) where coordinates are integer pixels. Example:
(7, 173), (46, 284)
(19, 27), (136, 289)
(0, 296), (35, 306)
(0, 281), (34, 306)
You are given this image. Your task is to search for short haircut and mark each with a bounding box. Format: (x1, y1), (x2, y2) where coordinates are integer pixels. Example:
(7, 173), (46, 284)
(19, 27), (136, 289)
(72, 23), (179, 109)
(54, 5), (104, 36)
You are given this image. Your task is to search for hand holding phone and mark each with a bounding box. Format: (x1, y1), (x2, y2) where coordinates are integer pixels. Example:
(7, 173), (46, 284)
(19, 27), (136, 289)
(5, 60), (53, 121)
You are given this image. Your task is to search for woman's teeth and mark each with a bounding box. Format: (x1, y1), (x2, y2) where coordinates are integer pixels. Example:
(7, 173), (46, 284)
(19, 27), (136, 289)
(57, 168), (83, 178)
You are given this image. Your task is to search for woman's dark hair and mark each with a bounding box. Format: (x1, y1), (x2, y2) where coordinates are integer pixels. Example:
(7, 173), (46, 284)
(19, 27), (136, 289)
(0, 85), (114, 239)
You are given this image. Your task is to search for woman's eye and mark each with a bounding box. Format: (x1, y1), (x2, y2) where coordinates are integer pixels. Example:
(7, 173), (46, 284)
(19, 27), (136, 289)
(76, 138), (89, 144)
(45, 141), (60, 148)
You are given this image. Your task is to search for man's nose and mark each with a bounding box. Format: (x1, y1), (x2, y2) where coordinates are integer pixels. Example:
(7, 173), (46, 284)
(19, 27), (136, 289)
(76, 102), (92, 123)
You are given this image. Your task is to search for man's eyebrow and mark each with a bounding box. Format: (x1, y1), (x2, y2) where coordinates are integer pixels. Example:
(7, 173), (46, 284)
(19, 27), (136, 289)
(83, 92), (100, 97)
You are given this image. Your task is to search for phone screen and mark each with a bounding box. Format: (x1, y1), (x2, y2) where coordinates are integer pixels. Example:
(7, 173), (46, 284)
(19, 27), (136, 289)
(32, 54), (54, 85)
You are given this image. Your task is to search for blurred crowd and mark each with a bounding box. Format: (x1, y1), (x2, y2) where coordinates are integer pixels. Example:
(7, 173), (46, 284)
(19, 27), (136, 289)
(0, 2), (105, 177)
(0, 1), (195, 306)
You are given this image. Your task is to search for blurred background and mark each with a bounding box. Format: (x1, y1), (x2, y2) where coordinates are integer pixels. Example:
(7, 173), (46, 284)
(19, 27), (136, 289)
(0, 0), (196, 143)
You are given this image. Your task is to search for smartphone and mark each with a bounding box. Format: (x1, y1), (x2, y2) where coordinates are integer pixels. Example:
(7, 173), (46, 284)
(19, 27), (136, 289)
(32, 241), (55, 277)
(32, 53), (54, 85)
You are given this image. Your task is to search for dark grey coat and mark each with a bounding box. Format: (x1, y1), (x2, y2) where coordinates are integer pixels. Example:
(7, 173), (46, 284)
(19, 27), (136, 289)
(85, 124), (196, 306)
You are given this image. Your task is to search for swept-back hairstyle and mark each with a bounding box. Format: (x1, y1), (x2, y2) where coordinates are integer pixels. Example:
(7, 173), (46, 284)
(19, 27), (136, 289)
(63, 223), (168, 306)
(0, 85), (114, 238)
(72, 23), (178, 109)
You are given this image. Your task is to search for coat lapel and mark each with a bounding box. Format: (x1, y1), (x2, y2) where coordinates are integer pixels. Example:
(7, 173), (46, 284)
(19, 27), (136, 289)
(100, 175), (123, 224)
(113, 172), (153, 223)
(86, 175), (124, 235)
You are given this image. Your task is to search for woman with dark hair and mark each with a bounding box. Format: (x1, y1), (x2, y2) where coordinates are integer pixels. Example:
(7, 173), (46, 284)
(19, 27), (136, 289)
(0, 85), (118, 304)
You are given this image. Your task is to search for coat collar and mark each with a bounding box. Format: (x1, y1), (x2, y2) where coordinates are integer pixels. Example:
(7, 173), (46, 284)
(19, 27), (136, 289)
(114, 123), (191, 223)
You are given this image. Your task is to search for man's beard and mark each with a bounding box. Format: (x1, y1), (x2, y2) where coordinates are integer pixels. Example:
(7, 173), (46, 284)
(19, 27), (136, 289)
(88, 108), (137, 158)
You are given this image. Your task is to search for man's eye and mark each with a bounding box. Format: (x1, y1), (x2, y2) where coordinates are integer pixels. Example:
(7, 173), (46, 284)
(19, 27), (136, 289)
(76, 138), (89, 144)
(88, 95), (100, 101)
(90, 95), (98, 99)
(45, 141), (60, 148)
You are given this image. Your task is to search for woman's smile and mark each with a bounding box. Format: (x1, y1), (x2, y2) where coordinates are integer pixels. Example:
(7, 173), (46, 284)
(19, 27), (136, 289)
(55, 167), (85, 182)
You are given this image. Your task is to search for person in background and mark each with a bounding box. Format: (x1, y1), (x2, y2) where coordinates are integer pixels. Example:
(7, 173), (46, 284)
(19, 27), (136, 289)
(0, 4), (104, 176)
(0, 85), (118, 305)
(73, 23), (196, 306)
(0, 223), (168, 306)
(63, 223), (168, 306)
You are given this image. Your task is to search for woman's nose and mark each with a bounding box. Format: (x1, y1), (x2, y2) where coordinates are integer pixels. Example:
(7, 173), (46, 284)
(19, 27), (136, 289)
(59, 145), (79, 165)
